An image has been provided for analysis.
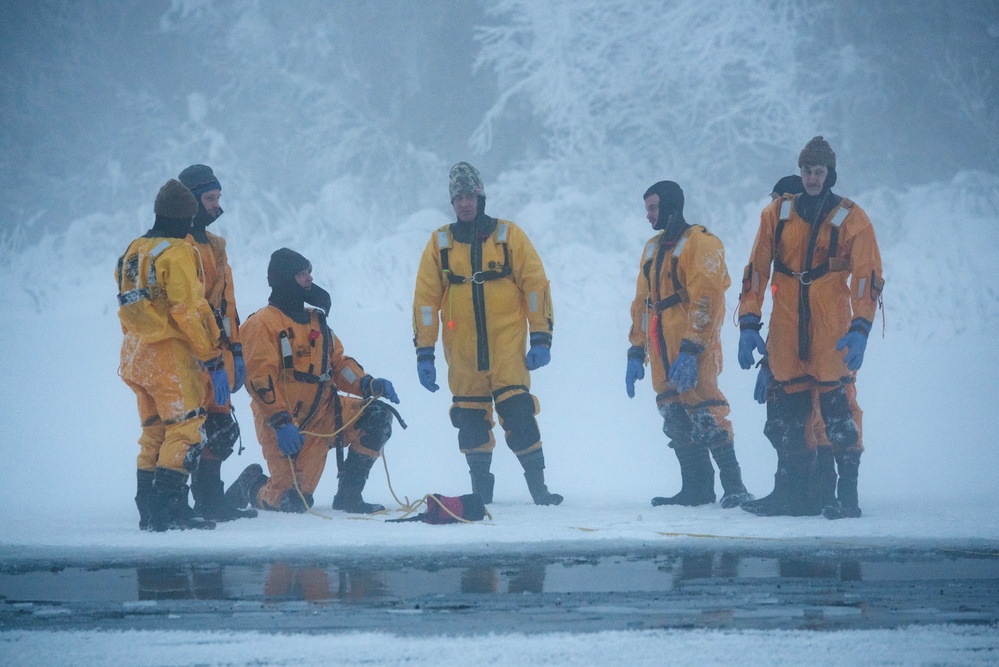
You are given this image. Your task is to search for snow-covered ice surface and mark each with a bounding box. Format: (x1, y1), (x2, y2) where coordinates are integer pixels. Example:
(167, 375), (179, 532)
(2, 176), (998, 664)
(3, 625), (998, 667)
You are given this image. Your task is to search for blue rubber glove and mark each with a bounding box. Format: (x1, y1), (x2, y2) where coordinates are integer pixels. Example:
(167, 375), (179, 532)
(837, 319), (871, 371)
(525, 333), (552, 370)
(525, 344), (551, 370)
(754, 363), (773, 404)
(738, 315), (767, 370)
(210, 367), (231, 406)
(625, 346), (645, 398)
(668, 352), (699, 394)
(371, 378), (400, 404)
(274, 420), (304, 457)
(231, 346), (246, 393)
(201, 358), (231, 406)
(416, 347), (439, 392)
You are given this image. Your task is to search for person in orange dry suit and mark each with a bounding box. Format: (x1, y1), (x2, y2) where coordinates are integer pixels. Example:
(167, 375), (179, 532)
(738, 137), (884, 519)
(625, 180), (752, 509)
(743, 175), (852, 517)
(225, 248), (400, 515)
(412, 162), (561, 506)
(116, 179), (228, 532)
(177, 164), (255, 523)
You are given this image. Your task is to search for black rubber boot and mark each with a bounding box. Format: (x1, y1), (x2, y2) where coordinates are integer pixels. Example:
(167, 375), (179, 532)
(813, 446), (838, 515)
(783, 449), (820, 516)
(332, 451), (386, 514)
(824, 450), (862, 519)
(652, 445), (715, 507)
(224, 464), (268, 511)
(135, 469), (154, 531)
(742, 466), (790, 516)
(148, 467), (216, 532)
(193, 458), (258, 521)
(519, 449), (563, 506)
(819, 386), (859, 449)
(743, 394), (788, 515)
(466, 452), (495, 505)
(711, 441), (754, 509)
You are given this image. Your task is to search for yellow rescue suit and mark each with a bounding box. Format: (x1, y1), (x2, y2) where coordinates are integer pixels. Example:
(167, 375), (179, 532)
(413, 218), (553, 455)
(629, 225), (733, 444)
(242, 305), (378, 509)
(116, 237), (221, 473)
(413, 218), (553, 456)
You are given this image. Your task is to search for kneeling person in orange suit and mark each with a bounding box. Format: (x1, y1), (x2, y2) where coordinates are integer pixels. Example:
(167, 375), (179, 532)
(226, 248), (400, 514)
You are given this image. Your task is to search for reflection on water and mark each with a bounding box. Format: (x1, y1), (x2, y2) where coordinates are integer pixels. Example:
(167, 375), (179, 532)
(2, 550), (996, 605)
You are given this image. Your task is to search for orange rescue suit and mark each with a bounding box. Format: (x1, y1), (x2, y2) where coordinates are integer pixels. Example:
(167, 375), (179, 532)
(241, 305), (376, 508)
(629, 226), (732, 434)
(739, 194), (884, 387)
(186, 230), (241, 410)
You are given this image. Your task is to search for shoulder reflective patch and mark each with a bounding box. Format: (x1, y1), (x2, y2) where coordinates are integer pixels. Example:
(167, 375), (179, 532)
(150, 240), (173, 258)
(341, 367), (358, 384)
(641, 311), (648, 333)
(643, 241), (656, 262)
(779, 199), (793, 222)
(829, 207), (850, 228)
(857, 277), (867, 300)
(529, 291), (538, 313)
(421, 305), (433, 326)
(437, 231), (450, 249)
(673, 235), (689, 258)
(753, 271), (760, 294)
(497, 222), (509, 243)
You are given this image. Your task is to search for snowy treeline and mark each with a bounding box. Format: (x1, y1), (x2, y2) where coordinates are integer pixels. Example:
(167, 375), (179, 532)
(1, 0), (997, 336)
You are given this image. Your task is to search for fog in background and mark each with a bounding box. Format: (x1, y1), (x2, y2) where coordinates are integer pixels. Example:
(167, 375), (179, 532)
(2, 0), (997, 249)
(1, 1), (998, 514)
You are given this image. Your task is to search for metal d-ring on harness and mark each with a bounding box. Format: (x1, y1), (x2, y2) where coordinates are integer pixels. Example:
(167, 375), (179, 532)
(437, 225), (512, 286)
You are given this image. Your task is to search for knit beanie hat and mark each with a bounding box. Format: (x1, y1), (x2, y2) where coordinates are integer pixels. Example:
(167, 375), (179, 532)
(449, 162), (485, 201)
(178, 164), (222, 199)
(267, 248), (312, 289)
(154, 179), (198, 220)
(772, 175), (804, 196)
(798, 136), (836, 169)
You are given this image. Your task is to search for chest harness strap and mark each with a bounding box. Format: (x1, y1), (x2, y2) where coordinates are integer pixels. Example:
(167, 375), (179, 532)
(644, 226), (697, 369)
(771, 196), (851, 360)
(439, 224), (512, 285)
(279, 311), (333, 431)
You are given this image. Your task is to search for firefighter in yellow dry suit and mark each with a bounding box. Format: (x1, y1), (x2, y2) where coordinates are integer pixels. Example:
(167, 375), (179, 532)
(116, 179), (227, 531)
(413, 162), (561, 506)
(626, 180), (752, 509)
(738, 137), (883, 519)
(225, 248), (400, 514)
(176, 164), (255, 522)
